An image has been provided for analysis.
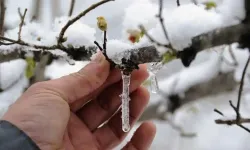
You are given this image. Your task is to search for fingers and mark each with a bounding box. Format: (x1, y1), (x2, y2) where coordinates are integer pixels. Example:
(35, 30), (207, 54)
(67, 112), (97, 148)
(71, 64), (147, 112)
(70, 68), (121, 111)
(93, 87), (150, 149)
(122, 122), (156, 150)
(76, 65), (149, 131)
(47, 52), (110, 103)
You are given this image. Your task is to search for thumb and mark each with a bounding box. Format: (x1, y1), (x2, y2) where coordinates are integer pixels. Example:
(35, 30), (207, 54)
(47, 52), (110, 103)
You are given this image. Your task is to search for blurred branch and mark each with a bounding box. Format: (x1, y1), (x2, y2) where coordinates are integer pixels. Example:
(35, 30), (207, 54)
(68, 0), (75, 17)
(228, 44), (238, 66)
(243, 0), (250, 23)
(0, 0), (5, 36)
(18, 9), (27, 41)
(30, 0), (41, 22)
(176, 0), (180, 6)
(214, 55), (250, 133)
(191, 0), (198, 5)
(30, 53), (50, 85)
(140, 72), (237, 121)
(51, 0), (61, 21)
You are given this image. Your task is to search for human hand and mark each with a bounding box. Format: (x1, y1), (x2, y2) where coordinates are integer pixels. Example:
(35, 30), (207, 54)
(2, 52), (156, 150)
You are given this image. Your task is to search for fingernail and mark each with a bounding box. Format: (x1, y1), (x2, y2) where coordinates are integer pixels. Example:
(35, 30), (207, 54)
(91, 51), (104, 63)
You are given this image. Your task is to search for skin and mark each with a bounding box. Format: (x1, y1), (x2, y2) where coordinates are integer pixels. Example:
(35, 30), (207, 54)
(2, 52), (156, 150)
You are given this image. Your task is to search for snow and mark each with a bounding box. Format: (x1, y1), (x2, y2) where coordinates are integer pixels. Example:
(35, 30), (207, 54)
(122, 0), (159, 41)
(0, 59), (27, 90)
(158, 50), (221, 95)
(45, 60), (89, 79)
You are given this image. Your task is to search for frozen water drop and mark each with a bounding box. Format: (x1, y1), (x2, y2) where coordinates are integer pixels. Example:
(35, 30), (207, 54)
(120, 71), (131, 132)
(122, 123), (130, 132)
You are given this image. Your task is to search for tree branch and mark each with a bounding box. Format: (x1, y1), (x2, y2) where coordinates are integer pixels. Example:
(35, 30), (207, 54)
(176, 0), (180, 6)
(0, 0), (5, 36)
(215, 118), (250, 125)
(30, 0), (41, 22)
(236, 55), (250, 118)
(18, 9), (27, 41)
(68, 0), (75, 17)
(57, 0), (115, 45)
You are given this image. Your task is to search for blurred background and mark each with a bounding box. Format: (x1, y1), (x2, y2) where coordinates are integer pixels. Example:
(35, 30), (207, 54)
(1, 0), (250, 150)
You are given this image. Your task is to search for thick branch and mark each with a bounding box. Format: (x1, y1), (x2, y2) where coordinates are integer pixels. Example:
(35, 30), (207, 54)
(191, 24), (250, 53)
(243, 0), (250, 23)
(215, 118), (250, 125)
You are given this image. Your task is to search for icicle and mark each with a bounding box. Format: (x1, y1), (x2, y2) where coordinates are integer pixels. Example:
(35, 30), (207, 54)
(148, 62), (163, 93)
(120, 71), (131, 132)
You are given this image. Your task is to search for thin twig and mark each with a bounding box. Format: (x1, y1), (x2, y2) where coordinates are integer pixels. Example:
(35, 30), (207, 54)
(156, 0), (175, 52)
(18, 7), (22, 20)
(214, 109), (224, 116)
(68, 0), (75, 17)
(139, 25), (172, 49)
(0, 36), (62, 50)
(18, 8), (27, 41)
(236, 55), (250, 120)
(238, 124), (250, 133)
(103, 31), (107, 53)
(57, 0), (114, 45)
(0, 0), (6, 36)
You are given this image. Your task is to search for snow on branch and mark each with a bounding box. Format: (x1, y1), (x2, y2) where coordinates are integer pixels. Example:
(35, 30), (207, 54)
(0, 0), (250, 70)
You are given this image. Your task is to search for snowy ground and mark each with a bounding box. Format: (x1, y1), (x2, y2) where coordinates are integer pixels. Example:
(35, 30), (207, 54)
(1, 0), (250, 149)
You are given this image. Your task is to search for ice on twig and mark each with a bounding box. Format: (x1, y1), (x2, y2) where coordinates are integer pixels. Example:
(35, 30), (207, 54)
(148, 62), (163, 93)
(120, 71), (131, 132)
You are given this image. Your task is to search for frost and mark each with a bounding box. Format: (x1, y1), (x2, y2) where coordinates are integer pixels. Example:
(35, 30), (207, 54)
(120, 71), (131, 132)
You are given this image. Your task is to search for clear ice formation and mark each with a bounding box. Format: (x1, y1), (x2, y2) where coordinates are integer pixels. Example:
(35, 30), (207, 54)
(148, 62), (163, 93)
